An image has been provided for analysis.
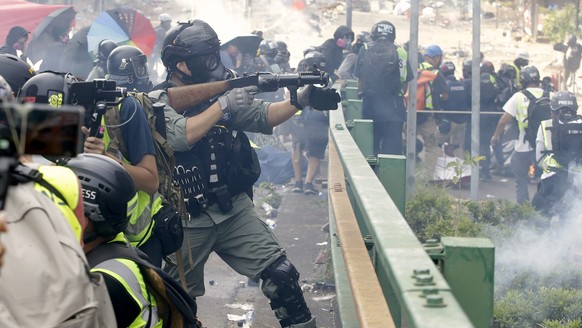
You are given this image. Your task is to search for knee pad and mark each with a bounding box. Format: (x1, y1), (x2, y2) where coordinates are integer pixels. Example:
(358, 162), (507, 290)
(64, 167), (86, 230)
(261, 257), (312, 327)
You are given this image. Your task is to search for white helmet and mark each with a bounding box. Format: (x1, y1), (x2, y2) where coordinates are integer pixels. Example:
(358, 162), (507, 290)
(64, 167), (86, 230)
(159, 13), (172, 23)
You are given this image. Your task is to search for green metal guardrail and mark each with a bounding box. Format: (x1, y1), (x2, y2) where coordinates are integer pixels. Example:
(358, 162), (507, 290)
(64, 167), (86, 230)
(328, 81), (494, 327)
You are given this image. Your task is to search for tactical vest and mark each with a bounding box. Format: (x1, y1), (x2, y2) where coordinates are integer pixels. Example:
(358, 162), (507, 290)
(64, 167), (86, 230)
(102, 107), (163, 247)
(174, 125), (259, 217)
(91, 233), (163, 328)
(419, 62), (439, 110)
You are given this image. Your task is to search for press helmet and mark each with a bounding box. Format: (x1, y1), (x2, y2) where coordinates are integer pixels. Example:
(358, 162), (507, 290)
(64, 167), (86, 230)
(370, 20), (396, 41)
(161, 20), (226, 83)
(440, 61), (456, 77)
(17, 71), (78, 106)
(106, 45), (151, 92)
(0, 54), (36, 95)
(519, 66), (540, 86)
(298, 50), (327, 71)
(259, 39), (279, 58)
(65, 154), (137, 242)
(550, 91), (578, 113)
(97, 39), (118, 62)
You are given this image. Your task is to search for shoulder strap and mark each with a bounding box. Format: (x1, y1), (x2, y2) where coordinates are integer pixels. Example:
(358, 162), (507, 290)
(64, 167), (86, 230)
(104, 104), (129, 160)
(86, 243), (198, 326)
(522, 89), (538, 119)
(13, 165), (71, 209)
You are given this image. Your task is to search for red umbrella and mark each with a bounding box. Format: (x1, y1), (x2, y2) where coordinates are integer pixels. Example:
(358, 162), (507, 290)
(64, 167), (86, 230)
(87, 8), (156, 57)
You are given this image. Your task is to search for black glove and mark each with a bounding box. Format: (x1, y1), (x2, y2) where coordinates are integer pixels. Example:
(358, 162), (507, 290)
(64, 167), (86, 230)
(297, 85), (341, 111)
(217, 86), (258, 113)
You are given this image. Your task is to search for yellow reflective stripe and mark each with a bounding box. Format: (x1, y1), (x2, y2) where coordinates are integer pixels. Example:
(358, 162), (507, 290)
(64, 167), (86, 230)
(33, 166), (82, 242)
(102, 105), (160, 245)
(126, 193), (163, 246)
(92, 258), (159, 327)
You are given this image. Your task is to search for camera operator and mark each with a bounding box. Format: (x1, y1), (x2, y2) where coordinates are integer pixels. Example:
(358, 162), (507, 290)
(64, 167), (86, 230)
(17, 71), (166, 266)
(0, 77), (116, 326)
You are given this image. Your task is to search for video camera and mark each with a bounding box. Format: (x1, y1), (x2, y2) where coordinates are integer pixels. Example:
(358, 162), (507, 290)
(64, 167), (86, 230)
(0, 102), (85, 209)
(69, 79), (126, 137)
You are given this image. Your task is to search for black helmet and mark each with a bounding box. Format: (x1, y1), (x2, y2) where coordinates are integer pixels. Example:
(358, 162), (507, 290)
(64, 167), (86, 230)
(440, 61), (456, 77)
(481, 61), (495, 74)
(356, 31), (372, 44)
(97, 39), (118, 62)
(161, 20), (219, 68)
(298, 51), (327, 71)
(0, 54), (36, 95)
(462, 59), (472, 79)
(437, 119), (451, 134)
(17, 71), (78, 106)
(498, 63), (517, 80)
(160, 20), (195, 69)
(259, 40), (279, 58)
(106, 45), (150, 91)
(371, 20), (396, 41)
(162, 20), (227, 84)
(65, 154), (137, 240)
(550, 91), (578, 112)
(520, 66), (540, 86)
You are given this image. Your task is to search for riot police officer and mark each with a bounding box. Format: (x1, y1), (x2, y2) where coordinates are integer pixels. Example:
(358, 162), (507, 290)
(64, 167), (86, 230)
(151, 19), (339, 328)
(106, 45), (153, 92)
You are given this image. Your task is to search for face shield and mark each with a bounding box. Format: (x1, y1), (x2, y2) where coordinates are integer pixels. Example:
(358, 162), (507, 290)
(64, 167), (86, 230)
(107, 54), (149, 88)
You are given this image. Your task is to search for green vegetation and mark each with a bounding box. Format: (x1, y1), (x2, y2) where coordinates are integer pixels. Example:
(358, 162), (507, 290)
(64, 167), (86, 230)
(405, 185), (582, 328)
(542, 4), (581, 43)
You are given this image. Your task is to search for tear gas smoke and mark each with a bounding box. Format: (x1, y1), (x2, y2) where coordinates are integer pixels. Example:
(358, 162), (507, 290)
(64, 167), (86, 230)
(172, 0), (326, 68)
(494, 163), (582, 291)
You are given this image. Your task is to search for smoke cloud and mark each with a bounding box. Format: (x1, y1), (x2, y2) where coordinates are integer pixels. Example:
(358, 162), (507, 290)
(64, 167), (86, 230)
(172, 0), (326, 68)
(494, 164), (582, 291)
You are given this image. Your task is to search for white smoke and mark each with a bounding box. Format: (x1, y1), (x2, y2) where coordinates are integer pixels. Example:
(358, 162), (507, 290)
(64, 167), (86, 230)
(170, 0), (327, 68)
(494, 164), (582, 290)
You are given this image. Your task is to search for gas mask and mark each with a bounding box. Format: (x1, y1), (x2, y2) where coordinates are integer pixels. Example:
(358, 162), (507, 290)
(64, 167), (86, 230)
(185, 52), (227, 83)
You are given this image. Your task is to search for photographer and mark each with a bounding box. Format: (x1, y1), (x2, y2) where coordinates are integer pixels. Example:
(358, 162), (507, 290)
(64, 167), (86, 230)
(18, 71), (166, 266)
(0, 81), (116, 325)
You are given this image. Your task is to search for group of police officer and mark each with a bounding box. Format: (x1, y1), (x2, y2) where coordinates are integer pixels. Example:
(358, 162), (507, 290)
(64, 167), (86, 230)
(0, 18), (342, 328)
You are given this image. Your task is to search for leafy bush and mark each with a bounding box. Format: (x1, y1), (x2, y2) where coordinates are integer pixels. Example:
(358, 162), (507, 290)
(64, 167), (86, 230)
(406, 188), (582, 327)
(542, 4), (581, 43)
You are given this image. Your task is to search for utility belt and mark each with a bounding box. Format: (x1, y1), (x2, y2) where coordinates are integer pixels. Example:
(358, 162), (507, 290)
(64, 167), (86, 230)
(184, 184), (237, 218)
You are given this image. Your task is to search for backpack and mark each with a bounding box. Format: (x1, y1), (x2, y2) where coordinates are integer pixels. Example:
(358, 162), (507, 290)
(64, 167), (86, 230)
(86, 242), (200, 328)
(551, 116), (582, 165)
(523, 89), (552, 147)
(0, 167), (116, 328)
(495, 76), (518, 108)
(358, 40), (401, 96)
(105, 92), (187, 257)
(480, 72), (499, 106)
(405, 68), (437, 111)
